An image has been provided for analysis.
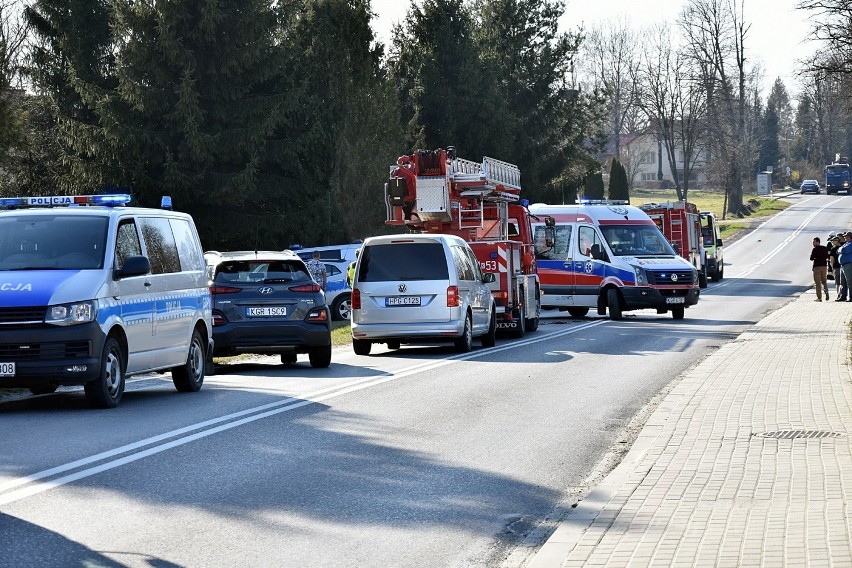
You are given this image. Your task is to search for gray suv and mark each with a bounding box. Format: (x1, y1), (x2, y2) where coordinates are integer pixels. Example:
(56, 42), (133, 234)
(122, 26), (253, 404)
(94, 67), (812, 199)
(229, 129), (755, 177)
(205, 250), (332, 367)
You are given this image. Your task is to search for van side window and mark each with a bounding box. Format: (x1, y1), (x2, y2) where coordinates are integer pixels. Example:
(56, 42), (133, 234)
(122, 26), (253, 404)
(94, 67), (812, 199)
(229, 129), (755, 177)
(115, 220), (142, 270)
(577, 226), (602, 258)
(464, 247), (483, 281)
(451, 246), (474, 281)
(140, 217), (181, 274)
(534, 225), (572, 260)
(169, 218), (204, 272)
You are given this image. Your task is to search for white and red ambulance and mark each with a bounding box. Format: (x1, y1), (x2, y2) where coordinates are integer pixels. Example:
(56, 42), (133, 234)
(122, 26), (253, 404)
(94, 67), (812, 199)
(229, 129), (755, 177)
(529, 201), (701, 320)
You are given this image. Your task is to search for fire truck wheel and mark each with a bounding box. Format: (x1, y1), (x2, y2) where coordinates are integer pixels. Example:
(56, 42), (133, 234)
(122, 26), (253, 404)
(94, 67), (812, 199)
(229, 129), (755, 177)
(482, 308), (497, 348)
(454, 313), (473, 352)
(525, 314), (539, 332)
(671, 306), (685, 320)
(512, 305), (526, 338)
(567, 307), (589, 318)
(353, 339), (372, 356)
(607, 288), (623, 321)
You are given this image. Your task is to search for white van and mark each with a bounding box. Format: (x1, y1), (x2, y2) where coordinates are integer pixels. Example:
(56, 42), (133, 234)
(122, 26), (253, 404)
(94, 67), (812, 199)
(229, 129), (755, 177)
(529, 202), (700, 320)
(0, 194), (212, 408)
(350, 234), (496, 354)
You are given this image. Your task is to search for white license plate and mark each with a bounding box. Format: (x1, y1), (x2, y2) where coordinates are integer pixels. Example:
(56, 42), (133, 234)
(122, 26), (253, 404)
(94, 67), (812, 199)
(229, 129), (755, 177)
(246, 307), (287, 317)
(0, 362), (15, 376)
(386, 296), (421, 306)
(665, 297), (685, 304)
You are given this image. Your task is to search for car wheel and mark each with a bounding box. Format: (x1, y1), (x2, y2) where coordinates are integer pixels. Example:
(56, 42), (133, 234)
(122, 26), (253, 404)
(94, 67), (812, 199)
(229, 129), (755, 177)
(567, 307), (589, 318)
(353, 338), (372, 356)
(671, 306), (685, 320)
(29, 385), (58, 395)
(454, 313), (473, 352)
(386, 341), (401, 350)
(172, 329), (206, 392)
(607, 288), (623, 321)
(331, 294), (352, 321)
(281, 354), (298, 365)
(482, 308), (497, 347)
(309, 345), (332, 368)
(84, 336), (125, 409)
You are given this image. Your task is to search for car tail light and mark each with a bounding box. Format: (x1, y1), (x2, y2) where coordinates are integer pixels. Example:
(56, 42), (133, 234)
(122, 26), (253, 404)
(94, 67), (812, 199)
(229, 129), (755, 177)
(305, 307), (328, 323)
(352, 288), (361, 309)
(212, 311), (226, 326)
(289, 283), (322, 293)
(447, 285), (459, 307)
(210, 284), (242, 295)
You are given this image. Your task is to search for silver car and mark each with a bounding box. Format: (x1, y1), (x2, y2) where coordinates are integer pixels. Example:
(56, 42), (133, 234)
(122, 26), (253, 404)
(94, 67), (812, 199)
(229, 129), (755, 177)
(350, 234), (496, 355)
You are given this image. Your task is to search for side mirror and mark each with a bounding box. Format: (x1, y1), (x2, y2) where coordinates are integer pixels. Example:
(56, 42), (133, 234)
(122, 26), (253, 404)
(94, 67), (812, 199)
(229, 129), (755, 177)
(115, 255), (151, 279)
(716, 238), (723, 247)
(482, 272), (496, 284)
(544, 226), (556, 248)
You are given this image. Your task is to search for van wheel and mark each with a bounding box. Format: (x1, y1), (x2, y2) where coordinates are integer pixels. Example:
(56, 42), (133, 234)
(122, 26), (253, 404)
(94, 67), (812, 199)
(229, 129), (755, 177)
(671, 306), (685, 320)
(353, 339), (372, 356)
(281, 354), (297, 365)
(512, 305), (526, 338)
(309, 345), (332, 368)
(172, 329), (206, 392)
(454, 313), (473, 352)
(607, 288), (623, 321)
(332, 293), (352, 320)
(482, 308), (497, 348)
(567, 307), (589, 318)
(85, 336), (125, 409)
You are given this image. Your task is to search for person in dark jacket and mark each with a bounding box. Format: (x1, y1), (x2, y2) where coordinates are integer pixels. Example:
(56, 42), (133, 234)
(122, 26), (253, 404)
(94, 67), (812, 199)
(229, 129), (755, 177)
(831, 235), (845, 300)
(838, 232), (852, 302)
(811, 236), (829, 301)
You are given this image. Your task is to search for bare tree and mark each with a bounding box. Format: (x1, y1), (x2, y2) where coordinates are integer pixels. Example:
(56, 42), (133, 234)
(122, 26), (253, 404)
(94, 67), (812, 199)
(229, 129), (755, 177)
(636, 23), (707, 201)
(0, 0), (29, 182)
(581, 18), (643, 160)
(797, 1), (852, 76)
(680, 0), (755, 216)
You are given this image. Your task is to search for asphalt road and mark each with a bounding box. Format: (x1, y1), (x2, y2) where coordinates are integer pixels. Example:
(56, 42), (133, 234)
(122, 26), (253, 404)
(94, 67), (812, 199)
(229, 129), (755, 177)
(0, 193), (845, 568)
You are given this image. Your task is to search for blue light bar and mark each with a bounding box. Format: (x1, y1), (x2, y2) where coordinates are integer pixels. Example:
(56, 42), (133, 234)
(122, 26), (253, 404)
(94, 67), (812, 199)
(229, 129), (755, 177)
(91, 194), (132, 205)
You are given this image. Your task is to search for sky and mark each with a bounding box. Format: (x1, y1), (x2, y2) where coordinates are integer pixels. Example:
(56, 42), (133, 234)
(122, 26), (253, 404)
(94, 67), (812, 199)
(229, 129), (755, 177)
(369, 0), (819, 98)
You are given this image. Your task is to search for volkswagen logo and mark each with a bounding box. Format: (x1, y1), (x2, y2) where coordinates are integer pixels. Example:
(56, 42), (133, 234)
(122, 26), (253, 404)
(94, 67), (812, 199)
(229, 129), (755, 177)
(258, 286), (274, 294)
(398, 283), (407, 293)
(670, 274), (678, 282)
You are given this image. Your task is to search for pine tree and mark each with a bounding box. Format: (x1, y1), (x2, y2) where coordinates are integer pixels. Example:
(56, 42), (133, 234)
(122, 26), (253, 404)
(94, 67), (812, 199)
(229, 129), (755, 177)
(584, 170), (605, 200)
(608, 158), (630, 201)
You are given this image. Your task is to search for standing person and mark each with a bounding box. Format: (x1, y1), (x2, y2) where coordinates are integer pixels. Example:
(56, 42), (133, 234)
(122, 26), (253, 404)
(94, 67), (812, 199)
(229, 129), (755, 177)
(346, 249), (360, 288)
(811, 236), (829, 301)
(305, 250), (327, 291)
(827, 232), (837, 281)
(839, 232), (852, 302)
(830, 235), (844, 300)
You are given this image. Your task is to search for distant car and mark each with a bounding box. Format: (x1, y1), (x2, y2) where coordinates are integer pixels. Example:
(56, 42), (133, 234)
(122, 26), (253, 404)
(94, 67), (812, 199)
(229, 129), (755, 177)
(800, 179), (820, 194)
(205, 250), (332, 367)
(324, 261), (352, 320)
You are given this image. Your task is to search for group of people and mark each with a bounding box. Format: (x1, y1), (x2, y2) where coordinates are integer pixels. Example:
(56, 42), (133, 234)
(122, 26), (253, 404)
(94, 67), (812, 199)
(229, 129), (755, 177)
(811, 231), (852, 301)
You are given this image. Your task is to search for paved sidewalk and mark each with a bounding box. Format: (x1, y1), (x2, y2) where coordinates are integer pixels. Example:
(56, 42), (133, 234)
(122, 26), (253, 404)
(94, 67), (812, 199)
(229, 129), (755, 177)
(529, 290), (852, 567)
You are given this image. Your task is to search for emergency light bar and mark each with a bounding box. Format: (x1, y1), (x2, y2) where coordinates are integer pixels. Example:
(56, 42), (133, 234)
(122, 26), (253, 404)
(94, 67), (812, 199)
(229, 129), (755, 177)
(0, 194), (133, 208)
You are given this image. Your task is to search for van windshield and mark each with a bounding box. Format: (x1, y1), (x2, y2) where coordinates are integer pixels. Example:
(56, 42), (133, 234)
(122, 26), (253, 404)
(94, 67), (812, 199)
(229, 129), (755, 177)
(601, 225), (676, 257)
(359, 242), (450, 282)
(0, 215), (109, 270)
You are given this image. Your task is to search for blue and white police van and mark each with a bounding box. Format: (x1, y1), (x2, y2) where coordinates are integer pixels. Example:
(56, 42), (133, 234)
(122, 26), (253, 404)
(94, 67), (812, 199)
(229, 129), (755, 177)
(0, 194), (212, 408)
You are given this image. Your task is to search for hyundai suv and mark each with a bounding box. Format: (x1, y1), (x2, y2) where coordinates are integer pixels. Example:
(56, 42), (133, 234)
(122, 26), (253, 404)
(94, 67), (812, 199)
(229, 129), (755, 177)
(205, 250), (331, 367)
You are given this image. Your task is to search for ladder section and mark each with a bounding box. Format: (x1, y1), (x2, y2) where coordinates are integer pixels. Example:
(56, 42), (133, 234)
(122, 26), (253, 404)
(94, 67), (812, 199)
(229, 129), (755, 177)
(451, 157), (521, 200)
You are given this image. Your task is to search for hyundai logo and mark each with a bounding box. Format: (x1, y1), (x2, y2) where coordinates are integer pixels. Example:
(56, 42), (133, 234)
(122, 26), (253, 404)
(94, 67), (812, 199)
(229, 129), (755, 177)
(398, 283), (407, 293)
(258, 287), (274, 294)
(670, 274), (678, 282)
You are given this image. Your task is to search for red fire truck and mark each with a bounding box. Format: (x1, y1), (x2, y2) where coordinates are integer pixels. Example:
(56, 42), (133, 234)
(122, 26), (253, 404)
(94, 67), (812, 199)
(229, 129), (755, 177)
(384, 147), (542, 336)
(638, 201), (708, 288)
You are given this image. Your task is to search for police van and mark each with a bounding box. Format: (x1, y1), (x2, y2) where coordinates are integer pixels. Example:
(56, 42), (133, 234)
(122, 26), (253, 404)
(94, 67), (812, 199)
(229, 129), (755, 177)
(0, 194), (212, 408)
(529, 201), (700, 320)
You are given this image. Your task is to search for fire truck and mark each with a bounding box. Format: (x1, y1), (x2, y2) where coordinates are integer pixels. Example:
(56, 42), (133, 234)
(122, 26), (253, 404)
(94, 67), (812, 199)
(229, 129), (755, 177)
(638, 201), (708, 288)
(384, 147), (542, 336)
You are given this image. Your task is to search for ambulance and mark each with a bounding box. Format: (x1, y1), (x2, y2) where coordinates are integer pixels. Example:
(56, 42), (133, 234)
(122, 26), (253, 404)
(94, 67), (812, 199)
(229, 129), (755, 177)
(528, 201), (700, 320)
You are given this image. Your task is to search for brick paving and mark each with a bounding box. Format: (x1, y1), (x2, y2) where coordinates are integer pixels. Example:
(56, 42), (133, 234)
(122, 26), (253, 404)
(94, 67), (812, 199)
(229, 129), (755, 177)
(530, 290), (852, 567)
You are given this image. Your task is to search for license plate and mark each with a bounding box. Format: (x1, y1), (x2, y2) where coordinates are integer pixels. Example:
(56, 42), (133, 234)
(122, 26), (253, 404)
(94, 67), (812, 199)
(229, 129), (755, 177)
(665, 297), (685, 304)
(386, 296), (421, 306)
(246, 307), (287, 317)
(0, 362), (14, 376)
